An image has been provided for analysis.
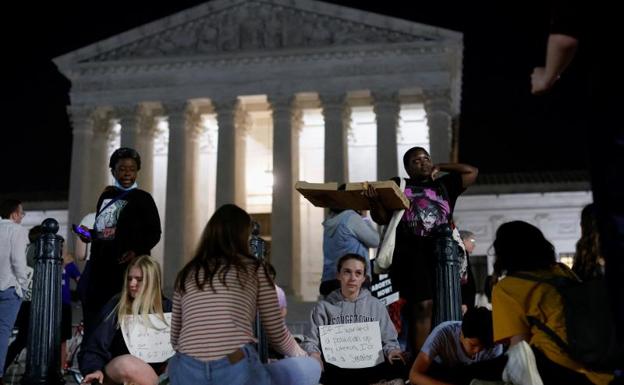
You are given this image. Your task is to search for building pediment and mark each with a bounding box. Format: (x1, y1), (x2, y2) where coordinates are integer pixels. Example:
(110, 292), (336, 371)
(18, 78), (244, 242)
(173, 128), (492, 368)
(55, 0), (460, 66)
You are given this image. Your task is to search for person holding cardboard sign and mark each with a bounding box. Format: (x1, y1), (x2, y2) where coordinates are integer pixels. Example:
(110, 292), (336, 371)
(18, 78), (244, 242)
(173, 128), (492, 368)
(79, 255), (172, 385)
(363, 147), (478, 356)
(302, 254), (408, 385)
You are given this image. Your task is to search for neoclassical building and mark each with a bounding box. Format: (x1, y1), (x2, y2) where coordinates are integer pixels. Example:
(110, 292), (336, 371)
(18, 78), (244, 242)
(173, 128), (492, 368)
(54, 0), (463, 298)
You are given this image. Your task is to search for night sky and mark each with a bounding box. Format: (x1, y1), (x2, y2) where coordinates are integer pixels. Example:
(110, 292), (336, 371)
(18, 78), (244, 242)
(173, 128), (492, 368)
(2, 0), (590, 196)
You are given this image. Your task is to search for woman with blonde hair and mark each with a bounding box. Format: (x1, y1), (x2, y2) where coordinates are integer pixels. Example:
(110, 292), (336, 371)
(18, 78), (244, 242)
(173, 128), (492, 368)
(168, 204), (321, 385)
(79, 255), (171, 385)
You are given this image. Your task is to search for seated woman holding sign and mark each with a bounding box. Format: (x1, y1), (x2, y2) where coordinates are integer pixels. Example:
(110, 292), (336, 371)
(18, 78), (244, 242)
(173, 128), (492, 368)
(79, 255), (172, 385)
(302, 254), (408, 385)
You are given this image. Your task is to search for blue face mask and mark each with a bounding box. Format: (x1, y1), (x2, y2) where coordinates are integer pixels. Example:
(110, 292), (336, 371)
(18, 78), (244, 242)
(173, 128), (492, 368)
(114, 180), (138, 191)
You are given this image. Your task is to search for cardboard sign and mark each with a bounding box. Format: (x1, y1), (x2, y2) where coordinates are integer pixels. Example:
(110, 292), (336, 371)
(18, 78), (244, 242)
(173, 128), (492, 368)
(319, 321), (384, 369)
(122, 313), (174, 363)
(369, 273), (400, 306)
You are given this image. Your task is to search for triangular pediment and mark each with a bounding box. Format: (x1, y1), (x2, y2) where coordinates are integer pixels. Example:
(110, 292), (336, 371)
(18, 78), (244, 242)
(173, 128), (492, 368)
(55, 0), (460, 66)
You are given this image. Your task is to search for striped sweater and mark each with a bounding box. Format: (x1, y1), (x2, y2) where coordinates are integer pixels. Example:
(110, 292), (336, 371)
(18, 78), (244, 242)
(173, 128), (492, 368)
(170, 260), (306, 361)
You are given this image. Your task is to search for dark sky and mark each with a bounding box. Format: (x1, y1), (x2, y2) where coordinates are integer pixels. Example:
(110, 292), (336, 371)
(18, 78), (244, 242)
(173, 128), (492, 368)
(3, 0), (590, 196)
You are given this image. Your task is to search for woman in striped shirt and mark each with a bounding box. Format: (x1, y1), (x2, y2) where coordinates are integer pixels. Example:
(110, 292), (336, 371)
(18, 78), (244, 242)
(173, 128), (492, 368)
(168, 204), (321, 385)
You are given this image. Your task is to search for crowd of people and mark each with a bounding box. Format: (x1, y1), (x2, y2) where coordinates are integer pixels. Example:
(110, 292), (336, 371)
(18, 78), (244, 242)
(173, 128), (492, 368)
(0, 144), (620, 385)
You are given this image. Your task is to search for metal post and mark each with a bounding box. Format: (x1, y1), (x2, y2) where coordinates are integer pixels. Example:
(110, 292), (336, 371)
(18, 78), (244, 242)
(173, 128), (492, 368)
(249, 221), (269, 363)
(432, 224), (463, 328)
(23, 218), (65, 385)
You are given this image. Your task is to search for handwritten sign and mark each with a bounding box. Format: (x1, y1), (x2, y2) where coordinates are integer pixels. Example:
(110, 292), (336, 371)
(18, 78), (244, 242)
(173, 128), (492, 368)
(319, 321), (383, 369)
(122, 313), (174, 363)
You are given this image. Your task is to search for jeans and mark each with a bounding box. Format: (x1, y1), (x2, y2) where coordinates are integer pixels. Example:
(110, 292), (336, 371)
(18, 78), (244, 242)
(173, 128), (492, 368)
(168, 344), (321, 385)
(0, 287), (22, 377)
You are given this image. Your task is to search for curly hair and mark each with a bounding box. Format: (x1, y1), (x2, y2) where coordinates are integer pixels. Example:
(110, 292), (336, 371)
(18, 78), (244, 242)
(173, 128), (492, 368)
(573, 204), (603, 281)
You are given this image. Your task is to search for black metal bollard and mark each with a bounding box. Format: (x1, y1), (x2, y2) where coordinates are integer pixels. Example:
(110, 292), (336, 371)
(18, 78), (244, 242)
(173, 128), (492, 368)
(250, 221), (269, 363)
(22, 218), (65, 385)
(432, 224), (463, 328)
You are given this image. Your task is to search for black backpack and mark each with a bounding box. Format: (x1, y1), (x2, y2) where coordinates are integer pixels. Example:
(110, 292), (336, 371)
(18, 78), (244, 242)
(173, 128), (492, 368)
(510, 272), (624, 372)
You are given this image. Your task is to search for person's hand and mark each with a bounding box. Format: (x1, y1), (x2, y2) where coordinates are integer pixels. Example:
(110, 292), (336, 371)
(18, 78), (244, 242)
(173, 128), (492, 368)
(387, 350), (406, 365)
(361, 184), (379, 201)
(77, 225), (92, 244)
(309, 352), (324, 371)
(118, 250), (136, 264)
(531, 67), (557, 95)
(431, 165), (441, 180)
(82, 370), (104, 384)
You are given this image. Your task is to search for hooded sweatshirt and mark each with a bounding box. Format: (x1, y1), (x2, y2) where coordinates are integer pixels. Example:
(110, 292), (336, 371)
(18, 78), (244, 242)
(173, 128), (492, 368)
(302, 288), (400, 358)
(322, 210), (379, 282)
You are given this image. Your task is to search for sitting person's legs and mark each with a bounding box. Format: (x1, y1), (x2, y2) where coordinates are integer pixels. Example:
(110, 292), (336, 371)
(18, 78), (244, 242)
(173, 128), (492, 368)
(105, 354), (158, 385)
(322, 361), (408, 385)
(265, 355), (321, 385)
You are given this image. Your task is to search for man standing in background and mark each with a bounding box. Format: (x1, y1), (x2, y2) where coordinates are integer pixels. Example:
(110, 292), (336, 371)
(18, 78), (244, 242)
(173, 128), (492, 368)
(0, 199), (29, 385)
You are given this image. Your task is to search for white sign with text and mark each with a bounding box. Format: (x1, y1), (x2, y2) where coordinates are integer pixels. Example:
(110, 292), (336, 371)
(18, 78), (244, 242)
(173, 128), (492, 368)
(319, 321), (384, 369)
(122, 313), (174, 363)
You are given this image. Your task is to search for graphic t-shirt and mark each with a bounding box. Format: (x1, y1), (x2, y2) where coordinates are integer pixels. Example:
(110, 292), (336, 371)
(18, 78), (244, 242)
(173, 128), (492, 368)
(95, 197), (129, 240)
(395, 173), (464, 238)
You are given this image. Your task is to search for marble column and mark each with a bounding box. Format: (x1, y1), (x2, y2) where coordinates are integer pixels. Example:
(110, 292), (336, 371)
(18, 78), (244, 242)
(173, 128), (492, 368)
(67, 105), (94, 252)
(373, 91), (400, 180)
(424, 90), (453, 163)
(135, 106), (161, 193)
(118, 105), (139, 150)
(269, 95), (299, 295)
(162, 101), (194, 292)
(90, 109), (115, 198)
(320, 93), (348, 184)
(214, 99), (245, 208)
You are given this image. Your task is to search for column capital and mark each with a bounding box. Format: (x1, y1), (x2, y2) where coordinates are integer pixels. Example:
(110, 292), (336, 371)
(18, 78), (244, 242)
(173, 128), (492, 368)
(291, 107), (304, 133)
(113, 103), (140, 120)
(211, 98), (239, 114)
(161, 100), (190, 116)
(67, 105), (95, 135)
(186, 110), (206, 140)
(372, 90), (399, 103)
(318, 92), (346, 108)
(92, 108), (116, 136)
(372, 90), (400, 117)
(423, 89), (452, 116)
(268, 94), (295, 114)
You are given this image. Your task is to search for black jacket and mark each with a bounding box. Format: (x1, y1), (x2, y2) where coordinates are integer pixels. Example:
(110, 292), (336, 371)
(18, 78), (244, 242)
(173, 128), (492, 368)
(78, 294), (173, 376)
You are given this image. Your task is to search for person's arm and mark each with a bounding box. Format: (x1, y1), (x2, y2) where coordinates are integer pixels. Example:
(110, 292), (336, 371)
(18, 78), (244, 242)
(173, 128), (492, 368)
(11, 226), (29, 291)
(256, 264), (307, 357)
(434, 163), (479, 189)
(363, 179), (401, 225)
(409, 351), (452, 385)
(78, 301), (116, 376)
(347, 213), (380, 248)
(378, 301), (401, 359)
(170, 291), (182, 350)
(300, 304), (327, 355)
(531, 34), (578, 95)
(119, 192), (162, 263)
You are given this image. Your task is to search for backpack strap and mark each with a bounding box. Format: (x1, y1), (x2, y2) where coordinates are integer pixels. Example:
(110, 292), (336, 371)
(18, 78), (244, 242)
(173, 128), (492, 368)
(508, 272), (575, 357)
(96, 189), (132, 219)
